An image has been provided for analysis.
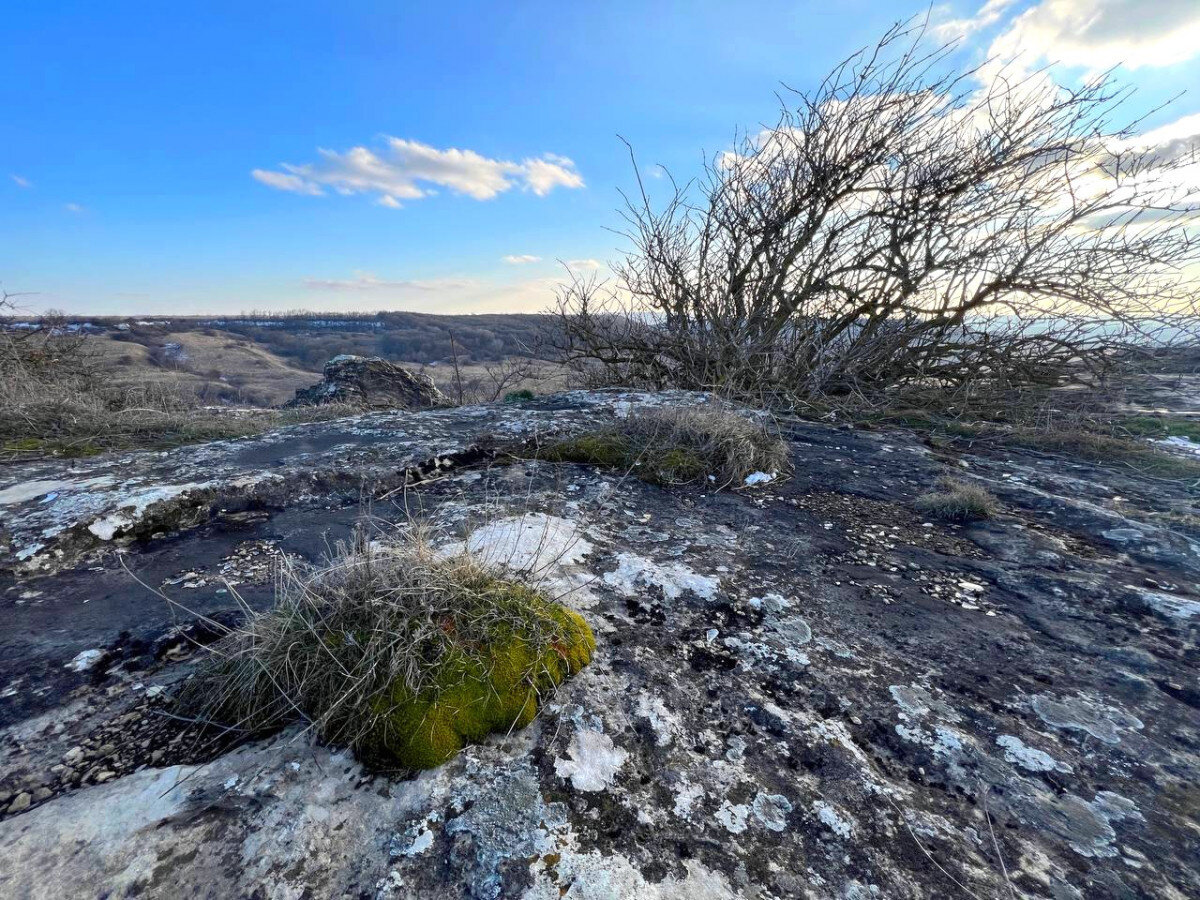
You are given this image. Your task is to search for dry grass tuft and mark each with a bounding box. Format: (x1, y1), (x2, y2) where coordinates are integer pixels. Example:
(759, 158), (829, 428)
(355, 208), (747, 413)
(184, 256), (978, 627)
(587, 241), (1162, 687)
(0, 364), (360, 461)
(177, 529), (594, 770)
(915, 477), (998, 523)
(545, 403), (789, 489)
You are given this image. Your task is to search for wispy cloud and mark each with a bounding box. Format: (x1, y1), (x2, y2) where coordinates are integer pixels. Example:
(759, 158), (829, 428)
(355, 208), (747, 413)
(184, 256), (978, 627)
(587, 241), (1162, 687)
(502, 254), (542, 264)
(296, 270), (572, 314)
(10, 174), (32, 189)
(64, 202), (84, 213)
(303, 272), (479, 292)
(565, 258), (603, 272)
(254, 138), (584, 208)
(933, 0), (1019, 42)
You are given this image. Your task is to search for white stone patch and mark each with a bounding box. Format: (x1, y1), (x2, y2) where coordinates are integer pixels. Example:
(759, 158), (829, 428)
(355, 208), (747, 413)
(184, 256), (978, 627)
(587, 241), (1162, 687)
(65, 649), (104, 672)
(715, 799), (750, 834)
(403, 830), (434, 856)
(0, 480), (81, 506)
(445, 513), (593, 575)
(743, 471), (775, 487)
(87, 484), (205, 541)
(1155, 436), (1200, 457)
(1139, 589), (1200, 620)
(554, 729), (628, 792)
(997, 735), (1071, 773)
(813, 801), (855, 838)
(603, 552), (720, 602)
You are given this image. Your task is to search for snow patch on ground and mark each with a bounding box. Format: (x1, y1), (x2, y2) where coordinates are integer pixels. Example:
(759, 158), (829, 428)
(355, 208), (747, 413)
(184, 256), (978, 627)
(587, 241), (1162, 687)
(444, 513), (593, 575)
(65, 649), (105, 672)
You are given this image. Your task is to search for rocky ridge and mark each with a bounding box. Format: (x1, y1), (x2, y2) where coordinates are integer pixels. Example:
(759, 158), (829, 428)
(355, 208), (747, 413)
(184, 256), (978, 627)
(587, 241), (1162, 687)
(0, 390), (1197, 899)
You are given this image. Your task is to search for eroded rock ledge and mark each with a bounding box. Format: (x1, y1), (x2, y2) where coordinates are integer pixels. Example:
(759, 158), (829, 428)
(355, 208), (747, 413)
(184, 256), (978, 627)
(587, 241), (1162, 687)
(0, 390), (1197, 899)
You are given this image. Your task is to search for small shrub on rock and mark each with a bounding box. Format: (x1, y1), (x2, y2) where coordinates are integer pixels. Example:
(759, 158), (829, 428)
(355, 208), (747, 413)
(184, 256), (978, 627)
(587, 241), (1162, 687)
(177, 532), (594, 770)
(544, 403), (788, 489)
(503, 389), (535, 403)
(915, 477), (997, 523)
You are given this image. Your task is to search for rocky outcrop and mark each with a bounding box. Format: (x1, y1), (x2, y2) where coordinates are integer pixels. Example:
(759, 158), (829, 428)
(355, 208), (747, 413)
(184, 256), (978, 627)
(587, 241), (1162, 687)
(1, 391), (1198, 898)
(285, 354), (447, 409)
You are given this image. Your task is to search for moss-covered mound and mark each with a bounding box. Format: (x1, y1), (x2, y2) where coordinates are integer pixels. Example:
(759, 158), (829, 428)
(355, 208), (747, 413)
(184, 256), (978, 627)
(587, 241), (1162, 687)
(544, 433), (708, 486)
(178, 536), (595, 770)
(360, 581), (594, 769)
(543, 404), (787, 488)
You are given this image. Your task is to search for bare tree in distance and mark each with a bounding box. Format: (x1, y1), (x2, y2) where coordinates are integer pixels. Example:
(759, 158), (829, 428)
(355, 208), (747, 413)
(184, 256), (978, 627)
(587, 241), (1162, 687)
(554, 20), (1200, 409)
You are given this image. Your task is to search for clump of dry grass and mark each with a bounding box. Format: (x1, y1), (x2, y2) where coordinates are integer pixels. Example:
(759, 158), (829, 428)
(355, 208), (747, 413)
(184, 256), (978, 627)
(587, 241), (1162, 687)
(915, 477), (998, 523)
(0, 364), (360, 461)
(545, 403), (790, 489)
(176, 529), (594, 770)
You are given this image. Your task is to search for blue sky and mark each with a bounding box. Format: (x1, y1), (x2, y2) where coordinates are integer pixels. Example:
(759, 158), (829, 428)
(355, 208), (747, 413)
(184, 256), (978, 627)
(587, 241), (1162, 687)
(4, 0), (1199, 315)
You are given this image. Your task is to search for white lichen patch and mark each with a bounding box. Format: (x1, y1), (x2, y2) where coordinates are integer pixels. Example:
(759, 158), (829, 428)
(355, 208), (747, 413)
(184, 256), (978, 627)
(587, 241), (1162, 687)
(636, 694), (682, 747)
(997, 735), (1071, 773)
(673, 778), (706, 820)
(602, 552), (720, 602)
(889, 683), (961, 723)
(522, 850), (736, 900)
(1032, 694), (1143, 745)
(715, 799), (751, 834)
(813, 800), (855, 838)
(751, 793), (793, 832)
(553, 729), (628, 792)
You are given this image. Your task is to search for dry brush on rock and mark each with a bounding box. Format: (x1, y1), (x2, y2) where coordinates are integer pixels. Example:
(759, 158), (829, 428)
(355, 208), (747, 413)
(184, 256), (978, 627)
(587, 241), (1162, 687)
(553, 21), (1200, 411)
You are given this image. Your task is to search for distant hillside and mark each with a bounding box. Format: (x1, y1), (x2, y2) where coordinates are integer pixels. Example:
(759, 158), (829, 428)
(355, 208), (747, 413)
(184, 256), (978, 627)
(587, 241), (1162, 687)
(3, 312), (560, 407)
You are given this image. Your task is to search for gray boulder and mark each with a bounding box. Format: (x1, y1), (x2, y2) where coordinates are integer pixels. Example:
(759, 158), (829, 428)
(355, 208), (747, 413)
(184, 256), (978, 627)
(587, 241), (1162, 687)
(285, 354), (446, 410)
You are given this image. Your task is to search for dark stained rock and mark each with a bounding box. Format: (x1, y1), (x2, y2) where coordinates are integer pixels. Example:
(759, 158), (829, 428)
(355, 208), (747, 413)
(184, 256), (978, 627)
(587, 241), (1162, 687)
(0, 390), (1197, 899)
(284, 354), (447, 410)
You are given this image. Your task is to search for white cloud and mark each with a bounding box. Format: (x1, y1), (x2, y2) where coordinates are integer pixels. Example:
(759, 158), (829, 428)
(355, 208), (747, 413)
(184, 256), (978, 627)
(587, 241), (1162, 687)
(1124, 112), (1200, 166)
(565, 258), (603, 272)
(502, 254), (542, 264)
(10, 174), (31, 189)
(933, 0), (1020, 42)
(253, 138), (584, 207)
(64, 203), (84, 213)
(961, 0), (1200, 74)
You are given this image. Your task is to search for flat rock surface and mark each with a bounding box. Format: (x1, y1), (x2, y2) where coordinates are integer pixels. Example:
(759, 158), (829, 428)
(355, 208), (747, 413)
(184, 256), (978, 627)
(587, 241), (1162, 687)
(0, 390), (1197, 899)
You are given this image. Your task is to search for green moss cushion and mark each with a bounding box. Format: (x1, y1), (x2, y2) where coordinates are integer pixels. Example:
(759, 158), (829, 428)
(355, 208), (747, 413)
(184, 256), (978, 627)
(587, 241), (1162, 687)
(359, 592), (595, 770)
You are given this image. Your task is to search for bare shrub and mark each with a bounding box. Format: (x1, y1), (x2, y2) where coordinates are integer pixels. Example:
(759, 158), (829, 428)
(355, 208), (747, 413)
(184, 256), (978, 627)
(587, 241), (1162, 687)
(916, 477), (998, 522)
(554, 21), (1200, 409)
(544, 403), (789, 488)
(177, 529), (595, 770)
